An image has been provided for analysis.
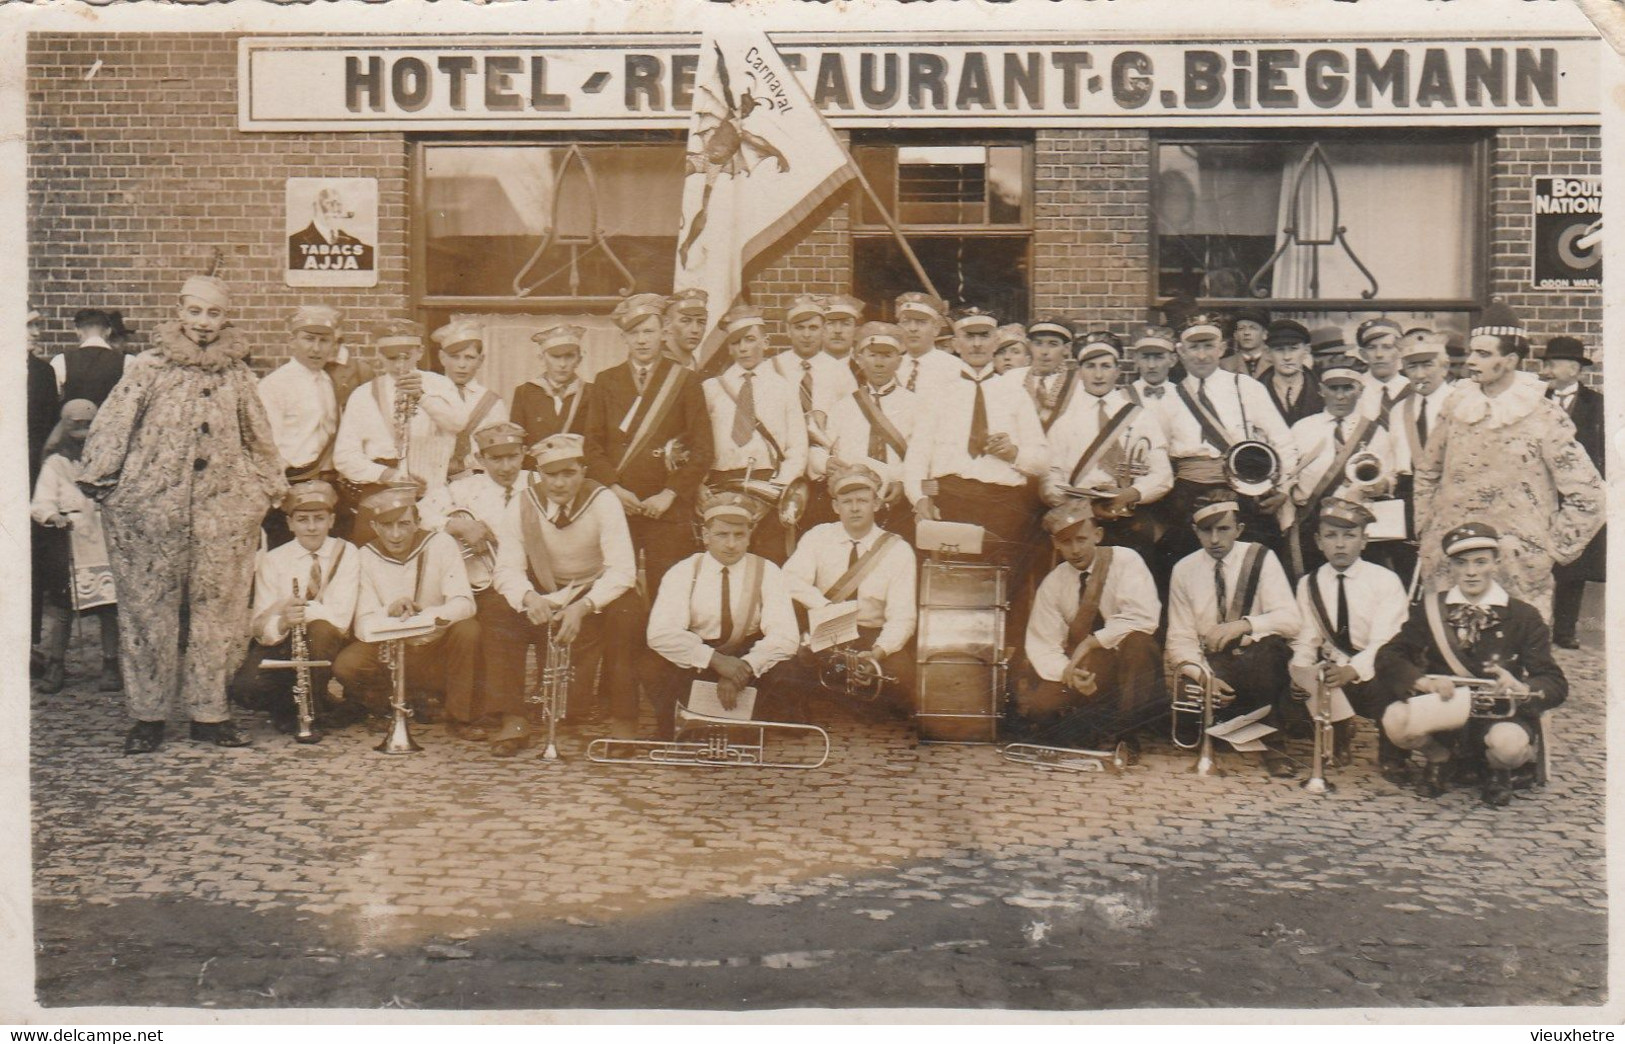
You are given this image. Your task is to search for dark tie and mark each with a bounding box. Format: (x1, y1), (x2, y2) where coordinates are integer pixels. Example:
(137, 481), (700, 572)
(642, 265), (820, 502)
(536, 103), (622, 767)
(867, 388), (889, 459)
(1416, 402), (1430, 446)
(1380, 388), (1394, 417)
(1144, 385), (1165, 400)
(634, 366), (649, 394)
(1076, 569), (1092, 606)
(731, 372), (756, 447)
(1334, 418), (1346, 446)
(1334, 572), (1351, 651)
(307, 553), (323, 601)
(1196, 377), (1222, 448)
(718, 565), (733, 644)
(503, 486), (513, 507)
(1096, 395), (1111, 432)
(907, 358), (920, 393)
(800, 360), (815, 415)
(849, 540), (861, 570)
(965, 372), (990, 457)
(1214, 558), (1228, 620)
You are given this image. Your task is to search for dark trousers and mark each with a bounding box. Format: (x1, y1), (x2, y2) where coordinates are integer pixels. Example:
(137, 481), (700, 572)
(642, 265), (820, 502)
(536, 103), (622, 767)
(934, 475), (1044, 641)
(647, 651), (795, 737)
(1010, 630), (1165, 746)
(1551, 568), (1589, 643)
(785, 624), (915, 719)
(480, 587), (642, 722)
(229, 620), (346, 722)
(332, 618), (481, 723)
(631, 515), (699, 600)
(1207, 633), (1293, 723)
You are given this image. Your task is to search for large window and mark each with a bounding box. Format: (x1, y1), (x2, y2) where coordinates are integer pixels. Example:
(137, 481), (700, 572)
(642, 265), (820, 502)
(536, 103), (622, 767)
(1152, 132), (1486, 311)
(851, 135), (1033, 321)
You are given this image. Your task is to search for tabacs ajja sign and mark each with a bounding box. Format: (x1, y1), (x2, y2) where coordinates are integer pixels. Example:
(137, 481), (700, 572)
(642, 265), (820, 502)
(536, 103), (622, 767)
(1532, 177), (1601, 290)
(239, 34), (1600, 131)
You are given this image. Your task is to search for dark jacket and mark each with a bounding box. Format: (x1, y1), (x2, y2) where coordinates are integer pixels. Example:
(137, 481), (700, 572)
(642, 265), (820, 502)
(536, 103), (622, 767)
(583, 357), (714, 503)
(1258, 368), (1324, 428)
(1548, 383), (1604, 475)
(28, 352), (58, 486)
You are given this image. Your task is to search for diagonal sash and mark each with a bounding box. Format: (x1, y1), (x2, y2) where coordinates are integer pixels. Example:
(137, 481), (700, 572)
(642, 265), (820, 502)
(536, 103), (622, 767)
(1423, 592), (1478, 678)
(1304, 414), (1378, 510)
(1399, 394), (1424, 464)
(1068, 403), (1142, 487)
(852, 389), (908, 460)
(822, 532), (900, 603)
(1221, 543), (1267, 624)
(1174, 381), (1234, 454)
(1043, 370), (1080, 433)
(1065, 546), (1115, 652)
(1306, 571), (1355, 660)
(616, 362), (688, 475)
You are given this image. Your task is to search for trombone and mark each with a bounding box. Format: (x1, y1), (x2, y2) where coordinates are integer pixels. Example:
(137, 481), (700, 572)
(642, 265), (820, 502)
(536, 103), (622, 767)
(1171, 659), (1224, 776)
(1000, 740), (1128, 774)
(586, 706), (830, 769)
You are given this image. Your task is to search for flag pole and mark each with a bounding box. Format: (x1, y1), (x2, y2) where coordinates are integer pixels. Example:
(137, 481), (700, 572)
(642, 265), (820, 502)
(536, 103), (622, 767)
(843, 159), (942, 303)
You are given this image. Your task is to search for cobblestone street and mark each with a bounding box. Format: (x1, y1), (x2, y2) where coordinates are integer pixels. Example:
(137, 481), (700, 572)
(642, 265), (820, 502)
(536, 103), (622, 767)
(28, 622), (1607, 1013)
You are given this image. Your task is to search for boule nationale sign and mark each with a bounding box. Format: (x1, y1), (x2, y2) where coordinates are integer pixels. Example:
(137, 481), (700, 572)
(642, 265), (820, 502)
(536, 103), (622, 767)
(239, 34), (1600, 131)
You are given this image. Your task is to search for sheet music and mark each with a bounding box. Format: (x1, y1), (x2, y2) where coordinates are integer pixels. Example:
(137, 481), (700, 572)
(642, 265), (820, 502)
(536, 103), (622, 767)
(807, 601), (860, 652)
(686, 681), (758, 721)
(1053, 482), (1119, 500)
(914, 519), (985, 555)
(1206, 705), (1277, 750)
(356, 612), (444, 643)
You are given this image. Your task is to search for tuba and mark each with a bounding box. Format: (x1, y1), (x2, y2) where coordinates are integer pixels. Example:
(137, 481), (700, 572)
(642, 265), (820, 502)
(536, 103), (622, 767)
(1224, 440), (1281, 498)
(1171, 659), (1224, 776)
(1343, 450), (1392, 498)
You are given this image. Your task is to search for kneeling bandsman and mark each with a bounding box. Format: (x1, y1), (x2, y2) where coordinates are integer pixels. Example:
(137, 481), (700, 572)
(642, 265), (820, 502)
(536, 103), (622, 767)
(646, 492), (801, 737)
(1371, 523), (1565, 807)
(230, 480), (359, 740)
(1288, 498), (1409, 768)
(333, 484), (479, 730)
(1017, 500), (1163, 753)
(783, 463), (917, 710)
(489, 433), (638, 749)
(1166, 490), (1302, 776)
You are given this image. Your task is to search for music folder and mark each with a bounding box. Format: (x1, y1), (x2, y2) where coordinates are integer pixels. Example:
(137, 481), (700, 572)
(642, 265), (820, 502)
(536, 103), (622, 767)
(356, 613), (445, 643)
(807, 601), (860, 653)
(687, 681), (758, 721)
(915, 519), (985, 556)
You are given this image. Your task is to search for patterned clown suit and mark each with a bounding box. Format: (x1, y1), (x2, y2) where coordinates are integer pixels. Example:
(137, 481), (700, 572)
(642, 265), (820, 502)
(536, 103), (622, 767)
(78, 322), (288, 724)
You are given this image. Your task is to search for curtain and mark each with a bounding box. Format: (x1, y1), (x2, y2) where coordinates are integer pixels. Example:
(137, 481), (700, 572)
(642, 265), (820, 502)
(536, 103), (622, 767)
(456, 313), (628, 409)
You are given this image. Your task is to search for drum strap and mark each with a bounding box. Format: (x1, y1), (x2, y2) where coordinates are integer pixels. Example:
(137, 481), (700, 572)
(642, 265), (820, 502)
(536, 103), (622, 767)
(617, 361), (687, 474)
(1065, 546), (1114, 651)
(1306, 571), (1356, 660)
(1222, 543), (1267, 624)
(1400, 394), (1425, 463)
(1068, 403), (1141, 487)
(1424, 592), (1477, 678)
(853, 388), (908, 461)
(823, 532), (899, 603)
(1174, 381), (1233, 454)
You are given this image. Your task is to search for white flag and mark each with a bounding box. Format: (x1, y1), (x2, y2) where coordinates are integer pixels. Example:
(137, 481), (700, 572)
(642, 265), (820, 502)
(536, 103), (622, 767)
(674, 30), (856, 364)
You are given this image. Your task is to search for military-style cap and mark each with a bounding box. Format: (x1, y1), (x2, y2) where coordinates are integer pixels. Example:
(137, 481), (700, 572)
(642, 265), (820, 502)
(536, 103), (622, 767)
(895, 292), (947, 322)
(1356, 318), (1404, 348)
(1229, 306), (1272, 332)
(698, 489), (763, 526)
(613, 292), (669, 331)
(432, 318), (483, 354)
(1043, 498), (1101, 539)
(668, 288), (709, 316)
(374, 319), (425, 357)
(1075, 339), (1120, 366)
(952, 306), (998, 334)
(282, 479), (338, 515)
(1544, 336), (1590, 365)
(856, 321), (903, 353)
(994, 323), (1028, 351)
(1399, 330), (1446, 363)
(1443, 522), (1501, 557)
(1192, 496), (1241, 526)
(26, 308), (41, 325)
(179, 275), (230, 311)
(531, 432), (586, 470)
(1028, 317), (1073, 342)
(1316, 353), (1366, 386)
(1179, 313), (1224, 343)
(290, 304), (342, 336)
(785, 294), (827, 324)
(1266, 319), (1311, 348)
(1309, 325), (1347, 358)
(1078, 329), (1122, 351)
(531, 324), (586, 355)
(822, 295), (864, 321)
(1317, 496), (1376, 530)
(474, 421), (527, 458)
(828, 461), (882, 497)
(721, 304), (767, 340)
(1472, 301), (1526, 340)
(361, 483), (420, 524)
(1133, 326), (1177, 354)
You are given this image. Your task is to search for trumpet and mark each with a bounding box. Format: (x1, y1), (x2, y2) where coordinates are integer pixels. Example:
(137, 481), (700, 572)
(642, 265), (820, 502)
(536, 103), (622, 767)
(1113, 435), (1153, 488)
(257, 577), (332, 745)
(1298, 660), (1337, 795)
(1171, 659), (1224, 776)
(1425, 674), (1533, 720)
(586, 706), (831, 769)
(529, 617), (573, 761)
(1343, 450), (1393, 498)
(460, 543), (495, 592)
(816, 645), (895, 704)
(1000, 740), (1128, 774)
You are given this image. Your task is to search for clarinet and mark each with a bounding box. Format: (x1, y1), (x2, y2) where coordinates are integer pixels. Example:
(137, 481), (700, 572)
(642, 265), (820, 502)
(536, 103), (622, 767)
(289, 578), (319, 744)
(392, 376), (421, 481)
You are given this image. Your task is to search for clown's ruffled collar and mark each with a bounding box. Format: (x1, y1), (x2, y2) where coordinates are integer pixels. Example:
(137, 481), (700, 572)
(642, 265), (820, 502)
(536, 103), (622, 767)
(149, 321), (249, 373)
(1444, 369), (1548, 430)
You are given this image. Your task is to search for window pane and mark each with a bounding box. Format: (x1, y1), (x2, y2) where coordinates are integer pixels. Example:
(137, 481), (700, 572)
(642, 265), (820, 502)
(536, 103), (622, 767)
(855, 143), (1028, 228)
(853, 235), (1029, 321)
(424, 145), (684, 299)
(1155, 139), (1477, 301)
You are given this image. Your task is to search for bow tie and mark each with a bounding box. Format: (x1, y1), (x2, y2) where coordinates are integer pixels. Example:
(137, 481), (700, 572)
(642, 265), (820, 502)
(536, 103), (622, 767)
(1446, 602), (1496, 647)
(1143, 385), (1166, 399)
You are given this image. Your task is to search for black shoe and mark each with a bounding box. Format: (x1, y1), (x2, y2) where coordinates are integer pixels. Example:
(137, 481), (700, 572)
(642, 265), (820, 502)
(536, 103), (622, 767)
(1482, 769), (1514, 807)
(36, 659), (65, 694)
(189, 719), (253, 747)
(1263, 749), (1297, 778)
(271, 714), (298, 735)
(1332, 720), (1355, 767)
(123, 720), (166, 755)
(96, 659), (123, 693)
(1554, 634), (1580, 650)
(1379, 757), (1412, 787)
(1416, 762), (1450, 799)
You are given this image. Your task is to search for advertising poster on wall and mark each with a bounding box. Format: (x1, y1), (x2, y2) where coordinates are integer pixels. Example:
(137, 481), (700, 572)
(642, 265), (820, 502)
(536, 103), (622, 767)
(285, 176), (379, 287)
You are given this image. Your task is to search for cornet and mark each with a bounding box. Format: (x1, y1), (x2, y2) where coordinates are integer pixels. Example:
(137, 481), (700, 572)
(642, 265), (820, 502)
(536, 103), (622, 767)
(1343, 450), (1393, 498)
(1000, 740), (1128, 774)
(529, 618), (573, 761)
(1424, 674), (1532, 720)
(1298, 661), (1337, 794)
(1171, 659), (1224, 776)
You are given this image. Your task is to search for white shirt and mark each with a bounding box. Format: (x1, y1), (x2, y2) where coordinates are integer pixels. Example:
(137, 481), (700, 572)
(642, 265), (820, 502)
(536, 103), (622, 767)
(816, 382), (920, 485)
(333, 371), (471, 491)
(418, 470), (531, 533)
(997, 365), (1075, 427)
(1026, 548), (1161, 682)
(258, 359), (338, 470)
(702, 364), (810, 485)
(1041, 389), (1173, 506)
(452, 378), (512, 430)
(1357, 371), (1414, 425)
(250, 536), (360, 645)
(30, 453), (96, 525)
(1389, 380), (1456, 475)
(1445, 581), (1510, 608)
(1128, 378), (1179, 439)
(354, 530), (476, 639)
(1287, 411), (1399, 507)
(1291, 559), (1409, 685)
(1163, 370), (1299, 478)
(647, 552), (800, 677)
(899, 348), (965, 397)
(783, 522), (917, 658)
(903, 361), (1049, 502)
(1165, 542), (1301, 669)
(772, 350), (859, 419)
(490, 483), (637, 615)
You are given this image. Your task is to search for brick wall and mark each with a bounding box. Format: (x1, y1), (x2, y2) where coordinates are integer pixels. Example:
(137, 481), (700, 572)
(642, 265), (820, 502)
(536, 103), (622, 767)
(747, 192), (854, 351)
(1490, 125), (1603, 385)
(1030, 128), (1153, 330)
(29, 33), (412, 376)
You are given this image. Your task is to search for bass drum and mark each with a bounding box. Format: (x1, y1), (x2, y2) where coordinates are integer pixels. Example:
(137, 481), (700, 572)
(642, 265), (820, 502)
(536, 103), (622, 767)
(915, 562), (1009, 743)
